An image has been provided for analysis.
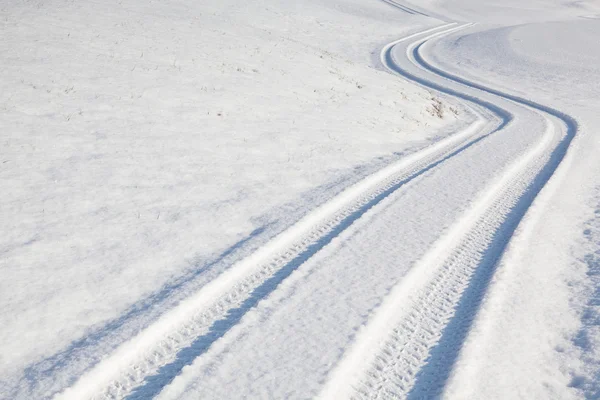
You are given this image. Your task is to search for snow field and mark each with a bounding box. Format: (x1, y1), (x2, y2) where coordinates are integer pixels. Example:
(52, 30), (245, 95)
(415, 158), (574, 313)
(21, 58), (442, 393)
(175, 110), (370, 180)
(0, 0), (464, 398)
(3, 0), (600, 399)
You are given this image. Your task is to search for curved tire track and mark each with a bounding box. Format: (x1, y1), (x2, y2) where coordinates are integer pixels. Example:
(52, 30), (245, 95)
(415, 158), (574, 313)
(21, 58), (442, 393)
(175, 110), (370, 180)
(56, 25), (499, 400)
(380, 0), (429, 16)
(318, 23), (576, 400)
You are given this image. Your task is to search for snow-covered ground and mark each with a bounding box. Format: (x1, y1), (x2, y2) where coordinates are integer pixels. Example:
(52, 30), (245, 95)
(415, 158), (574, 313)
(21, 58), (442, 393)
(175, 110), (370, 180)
(0, 0), (463, 397)
(2, 0), (600, 399)
(427, 17), (600, 400)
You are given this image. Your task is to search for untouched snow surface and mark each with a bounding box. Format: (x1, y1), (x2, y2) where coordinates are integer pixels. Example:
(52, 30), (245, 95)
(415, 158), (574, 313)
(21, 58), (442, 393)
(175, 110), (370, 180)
(3, 0), (600, 399)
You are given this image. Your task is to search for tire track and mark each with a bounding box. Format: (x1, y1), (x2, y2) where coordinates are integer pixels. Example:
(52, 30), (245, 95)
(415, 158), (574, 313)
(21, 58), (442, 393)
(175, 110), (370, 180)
(56, 26), (500, 400)
(380, 0), (447, 20)
(318, 23), (576, 400)
(380, 0), (429, 16)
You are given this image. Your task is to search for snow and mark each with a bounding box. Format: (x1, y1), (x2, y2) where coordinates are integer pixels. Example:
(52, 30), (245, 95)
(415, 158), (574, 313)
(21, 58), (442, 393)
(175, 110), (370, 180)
(2, 0), (600, 399)
(426, 16), (600, 399)
(0, 0), (462, 398)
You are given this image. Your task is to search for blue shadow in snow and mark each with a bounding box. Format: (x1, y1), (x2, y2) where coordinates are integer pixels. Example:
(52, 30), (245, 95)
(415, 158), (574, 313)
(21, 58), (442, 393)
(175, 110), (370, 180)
(570, 217), (600, 399)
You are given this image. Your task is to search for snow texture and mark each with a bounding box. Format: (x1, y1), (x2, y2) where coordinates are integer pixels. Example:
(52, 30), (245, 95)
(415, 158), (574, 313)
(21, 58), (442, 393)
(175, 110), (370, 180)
(2, 0), (600, 399)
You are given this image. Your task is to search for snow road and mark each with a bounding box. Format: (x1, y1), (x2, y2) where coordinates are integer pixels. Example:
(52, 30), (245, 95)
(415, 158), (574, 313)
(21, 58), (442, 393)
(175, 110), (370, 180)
(4, 0), (600, 399)
(56, 20), (573, 400)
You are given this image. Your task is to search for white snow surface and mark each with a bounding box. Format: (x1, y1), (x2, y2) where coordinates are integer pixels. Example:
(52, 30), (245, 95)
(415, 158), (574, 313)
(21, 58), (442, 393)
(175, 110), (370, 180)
(1, 1), (459, 396)
(427, 17), (600, 400)
(2, 0), (600, 399)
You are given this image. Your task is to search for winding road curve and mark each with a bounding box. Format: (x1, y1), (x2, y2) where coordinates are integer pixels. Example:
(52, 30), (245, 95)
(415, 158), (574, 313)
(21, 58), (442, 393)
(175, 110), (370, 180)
(53, 14), (576, 400)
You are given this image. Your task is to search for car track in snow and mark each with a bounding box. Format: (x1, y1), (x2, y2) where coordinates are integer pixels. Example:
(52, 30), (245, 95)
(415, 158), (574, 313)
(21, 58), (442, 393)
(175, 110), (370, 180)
(55, 16), (578, 400)
(317, 22), (577, 400)
(54, 25), (501, 400)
